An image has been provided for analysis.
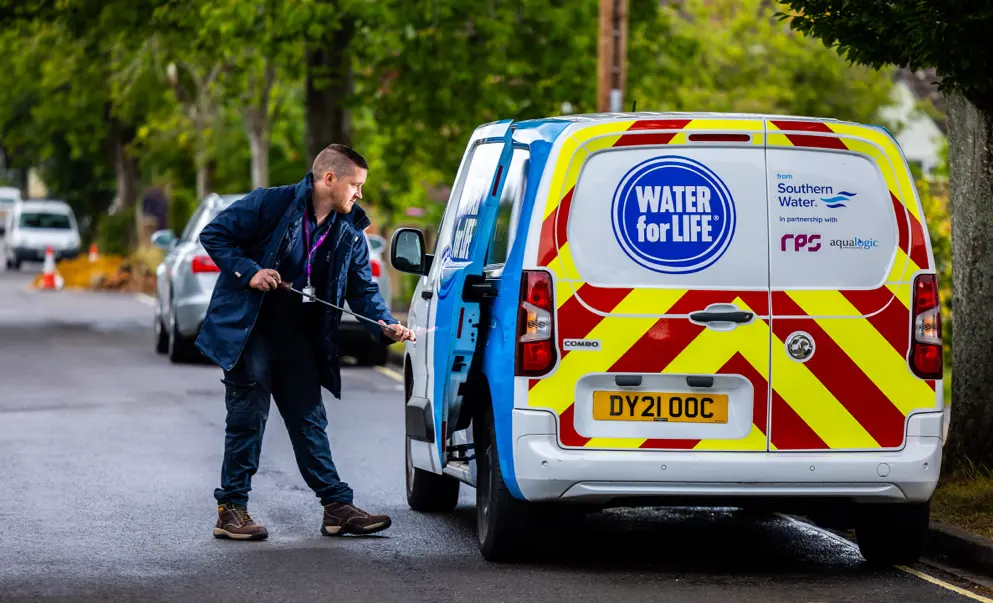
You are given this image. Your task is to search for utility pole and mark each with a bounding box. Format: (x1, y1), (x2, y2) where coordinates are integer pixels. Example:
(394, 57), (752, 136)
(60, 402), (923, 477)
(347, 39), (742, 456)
(597, 0), (628, 112)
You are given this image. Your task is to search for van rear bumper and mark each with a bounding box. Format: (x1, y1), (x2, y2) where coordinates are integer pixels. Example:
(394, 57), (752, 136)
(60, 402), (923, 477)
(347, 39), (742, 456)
(512, 409), (943, 505)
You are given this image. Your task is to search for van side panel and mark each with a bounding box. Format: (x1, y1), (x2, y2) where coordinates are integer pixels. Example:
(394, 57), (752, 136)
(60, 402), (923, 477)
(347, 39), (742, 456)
(766, 119), (939, 451)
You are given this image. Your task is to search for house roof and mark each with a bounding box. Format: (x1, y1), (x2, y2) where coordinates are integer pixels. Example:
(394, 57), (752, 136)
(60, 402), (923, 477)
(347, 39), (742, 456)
(897, 67), (946, 134)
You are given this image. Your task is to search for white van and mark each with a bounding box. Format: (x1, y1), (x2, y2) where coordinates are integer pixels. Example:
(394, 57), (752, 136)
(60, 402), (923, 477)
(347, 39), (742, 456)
(3, 200), (81, 270)
(0, 186), (21, 236)
(389, 113), (944, 565)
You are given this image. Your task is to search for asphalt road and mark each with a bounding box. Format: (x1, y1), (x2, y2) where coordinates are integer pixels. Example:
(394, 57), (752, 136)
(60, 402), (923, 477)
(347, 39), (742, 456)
(1, 264), (991, 602)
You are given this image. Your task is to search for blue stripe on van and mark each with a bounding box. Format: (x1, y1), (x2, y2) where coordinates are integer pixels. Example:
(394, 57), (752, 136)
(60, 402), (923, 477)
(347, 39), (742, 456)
(484, 119), (571, 499)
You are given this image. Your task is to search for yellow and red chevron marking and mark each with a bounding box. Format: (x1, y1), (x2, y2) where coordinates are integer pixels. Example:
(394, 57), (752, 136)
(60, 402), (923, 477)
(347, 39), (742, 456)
(526, 116), (937, 452)
(528, 286), (937, 451)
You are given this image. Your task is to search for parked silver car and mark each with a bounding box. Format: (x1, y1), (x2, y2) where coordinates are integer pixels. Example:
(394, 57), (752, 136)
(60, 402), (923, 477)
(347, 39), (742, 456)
(151, 192), (392, 365)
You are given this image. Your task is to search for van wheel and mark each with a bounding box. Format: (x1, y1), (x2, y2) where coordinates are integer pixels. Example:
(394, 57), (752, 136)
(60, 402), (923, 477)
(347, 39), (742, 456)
(404, 436), (460, 512)
(476, 412), (538, 562)
(854, 500), (930, 566)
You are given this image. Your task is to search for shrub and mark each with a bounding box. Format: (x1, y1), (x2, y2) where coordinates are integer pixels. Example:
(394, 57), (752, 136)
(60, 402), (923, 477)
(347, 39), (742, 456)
(95, 210), (135, 257)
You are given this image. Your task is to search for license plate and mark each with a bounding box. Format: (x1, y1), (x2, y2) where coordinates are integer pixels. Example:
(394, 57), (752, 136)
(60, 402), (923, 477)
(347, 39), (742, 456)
(592, 391), (729, 423)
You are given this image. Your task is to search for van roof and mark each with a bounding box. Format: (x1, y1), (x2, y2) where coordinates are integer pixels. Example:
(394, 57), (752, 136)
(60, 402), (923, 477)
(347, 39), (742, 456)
(510, 110), (892, 131)
(503, 111), (896, 151)
(18, 199), (72, 212)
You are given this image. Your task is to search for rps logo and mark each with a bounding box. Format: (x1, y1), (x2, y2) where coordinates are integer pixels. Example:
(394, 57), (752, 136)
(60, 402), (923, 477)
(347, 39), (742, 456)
(611, 156), (736, 274)
(781, 233), (821, 252)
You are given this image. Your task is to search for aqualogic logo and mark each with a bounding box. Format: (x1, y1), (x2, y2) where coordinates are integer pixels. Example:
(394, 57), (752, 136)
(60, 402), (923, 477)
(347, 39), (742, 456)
(612, 156), (735, 274)
(830, 236), (879, 250)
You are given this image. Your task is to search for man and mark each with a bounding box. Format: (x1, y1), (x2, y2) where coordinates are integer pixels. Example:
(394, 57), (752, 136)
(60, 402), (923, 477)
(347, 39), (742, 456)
(195, 144), (415, 541)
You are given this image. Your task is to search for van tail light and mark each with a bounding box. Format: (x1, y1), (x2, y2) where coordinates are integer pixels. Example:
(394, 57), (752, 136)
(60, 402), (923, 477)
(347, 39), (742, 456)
(910, 273), (942, 379)
(191, 255), (220, 273)
(515, 270), (556, 376)
(370, 258), (382, 278)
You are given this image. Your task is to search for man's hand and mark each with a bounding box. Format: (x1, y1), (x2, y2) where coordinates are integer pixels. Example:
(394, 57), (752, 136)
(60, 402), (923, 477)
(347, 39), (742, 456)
(249, 268), (281, 291)
(379, 320), (416, 343)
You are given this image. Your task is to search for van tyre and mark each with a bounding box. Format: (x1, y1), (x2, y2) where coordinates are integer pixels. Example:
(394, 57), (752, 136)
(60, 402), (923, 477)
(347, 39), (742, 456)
(476, 412), (539, 562)
(854, 500), (930, 566)
(404, 436), (460, 512)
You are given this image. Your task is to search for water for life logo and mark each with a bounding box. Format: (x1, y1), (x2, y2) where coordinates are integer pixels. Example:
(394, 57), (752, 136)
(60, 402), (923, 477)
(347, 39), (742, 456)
(612, 156), (735, 274)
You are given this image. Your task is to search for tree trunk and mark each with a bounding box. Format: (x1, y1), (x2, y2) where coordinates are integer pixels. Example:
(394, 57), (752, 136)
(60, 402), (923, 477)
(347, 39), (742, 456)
(108, 120), (138, 214)
(248, 127), (270, 189)
(944, 91), (993, 474)
(305, 14), (356, 160)
(108, 119), (140, 246)
(195, 157), (215, 200)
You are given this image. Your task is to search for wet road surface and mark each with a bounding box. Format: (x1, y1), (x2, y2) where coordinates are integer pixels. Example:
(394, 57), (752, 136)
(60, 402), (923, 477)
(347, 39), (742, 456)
(1, 266), (990, 602)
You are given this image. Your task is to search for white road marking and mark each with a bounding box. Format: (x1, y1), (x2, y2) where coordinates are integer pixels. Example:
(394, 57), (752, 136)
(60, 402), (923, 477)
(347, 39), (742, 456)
(778, 514), (993, 602)
(134, 294), (156, 307)
(374, 366), (403, 382)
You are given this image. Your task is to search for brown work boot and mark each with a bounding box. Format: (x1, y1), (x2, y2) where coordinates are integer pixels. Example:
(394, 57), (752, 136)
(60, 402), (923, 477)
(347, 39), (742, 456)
(213, 503), (268, 541)
(321, 502), (392, 536)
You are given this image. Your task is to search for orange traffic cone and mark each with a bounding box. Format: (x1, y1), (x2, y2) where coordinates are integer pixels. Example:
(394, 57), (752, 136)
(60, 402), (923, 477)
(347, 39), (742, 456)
(39, 246), (57, 290)
(88, 242), (99, 262)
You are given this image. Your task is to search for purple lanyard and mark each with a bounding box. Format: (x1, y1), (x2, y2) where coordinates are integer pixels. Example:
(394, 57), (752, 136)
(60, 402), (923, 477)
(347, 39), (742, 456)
(302, 215), (331, 286)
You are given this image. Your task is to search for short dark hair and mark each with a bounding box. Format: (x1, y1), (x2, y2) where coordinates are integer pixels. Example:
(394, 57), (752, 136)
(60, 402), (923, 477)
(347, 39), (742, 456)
(312, 144), (369, 179)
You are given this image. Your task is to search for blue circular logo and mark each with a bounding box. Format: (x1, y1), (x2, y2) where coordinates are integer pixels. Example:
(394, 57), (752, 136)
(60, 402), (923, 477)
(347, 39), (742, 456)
(611, 156), (736, 274)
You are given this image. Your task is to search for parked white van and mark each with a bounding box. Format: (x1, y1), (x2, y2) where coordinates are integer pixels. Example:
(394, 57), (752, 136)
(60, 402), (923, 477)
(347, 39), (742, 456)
(389, 113), (944, 566)
(3, 200), (81, 270)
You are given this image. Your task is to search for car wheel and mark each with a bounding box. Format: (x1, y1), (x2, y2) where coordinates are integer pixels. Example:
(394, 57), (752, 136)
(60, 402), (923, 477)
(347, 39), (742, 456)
(168, 312), (198, 364)
(854, 500), (930, 566)
(363, 341), (390, 366)
(404, 436), (460, 512)
(475, 411), (540, 562)
(154, 302), (169, 355)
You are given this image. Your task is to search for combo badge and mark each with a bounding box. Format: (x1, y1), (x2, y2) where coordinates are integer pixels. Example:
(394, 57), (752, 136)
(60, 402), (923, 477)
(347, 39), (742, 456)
(612, 156), (736, 274)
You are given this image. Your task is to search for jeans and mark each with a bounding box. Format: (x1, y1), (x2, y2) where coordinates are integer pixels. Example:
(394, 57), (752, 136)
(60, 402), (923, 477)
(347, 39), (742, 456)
(214, 327), (353, 507)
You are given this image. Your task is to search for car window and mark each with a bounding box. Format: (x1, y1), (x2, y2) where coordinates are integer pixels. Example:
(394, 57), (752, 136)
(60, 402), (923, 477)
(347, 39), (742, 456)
(19, 212), (71, 229)
(180, 204), (207, 242)
(486, 148), (529, 266)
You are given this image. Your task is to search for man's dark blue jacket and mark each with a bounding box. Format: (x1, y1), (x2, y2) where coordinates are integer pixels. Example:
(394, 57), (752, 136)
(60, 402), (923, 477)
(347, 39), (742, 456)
(194, 172), (396, 398)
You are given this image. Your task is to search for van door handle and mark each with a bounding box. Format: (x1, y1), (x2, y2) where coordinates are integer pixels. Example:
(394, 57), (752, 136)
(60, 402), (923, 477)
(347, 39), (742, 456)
(421, 290), (433, 300)
(689, 311), (753, 324)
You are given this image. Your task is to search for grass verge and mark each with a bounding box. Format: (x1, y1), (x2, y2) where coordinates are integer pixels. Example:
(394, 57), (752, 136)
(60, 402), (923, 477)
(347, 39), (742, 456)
(933, 463), (993, 540)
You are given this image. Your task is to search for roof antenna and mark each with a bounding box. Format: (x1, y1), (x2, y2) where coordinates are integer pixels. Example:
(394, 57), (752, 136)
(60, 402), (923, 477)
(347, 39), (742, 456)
(632, 100), (637, 112)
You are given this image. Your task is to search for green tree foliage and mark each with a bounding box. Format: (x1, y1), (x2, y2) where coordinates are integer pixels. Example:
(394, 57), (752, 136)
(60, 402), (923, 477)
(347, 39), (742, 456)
(634, 0), (894, 123)
(0, 0), (901, 253)
(779, 0), (993, 473)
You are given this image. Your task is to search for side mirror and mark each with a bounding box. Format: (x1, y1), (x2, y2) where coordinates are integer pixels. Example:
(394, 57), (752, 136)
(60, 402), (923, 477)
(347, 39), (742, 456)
(390, 227), (427, 275)
(151, 229), (176, 250)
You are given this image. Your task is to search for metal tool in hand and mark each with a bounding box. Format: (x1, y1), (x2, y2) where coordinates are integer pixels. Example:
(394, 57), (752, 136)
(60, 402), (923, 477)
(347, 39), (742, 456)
(278, 282), (391, 329)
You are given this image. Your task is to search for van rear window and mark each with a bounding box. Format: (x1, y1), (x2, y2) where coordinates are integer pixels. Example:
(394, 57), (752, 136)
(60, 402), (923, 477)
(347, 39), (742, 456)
(768, 149), (898, 290)
(20, 213), (71, 229)
(567, 147), (769, 290)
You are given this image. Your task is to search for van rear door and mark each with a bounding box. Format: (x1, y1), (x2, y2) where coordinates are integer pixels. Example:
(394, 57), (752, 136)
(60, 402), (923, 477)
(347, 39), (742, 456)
(765, 119), (940, 451)
(527, 118), (773, 452)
